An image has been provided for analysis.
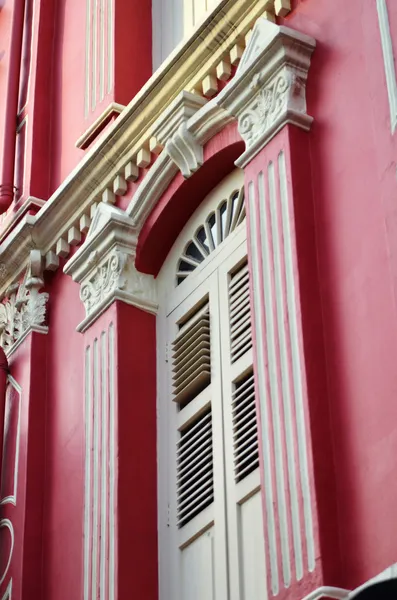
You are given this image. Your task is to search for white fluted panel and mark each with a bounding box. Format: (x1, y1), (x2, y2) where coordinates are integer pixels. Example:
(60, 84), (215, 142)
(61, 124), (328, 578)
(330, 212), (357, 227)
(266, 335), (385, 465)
(377, 0), (397, 133)
(248, 180), (279, 595)
(85, 0), (114, 115)
(84, 324), (116, 600)
(247, 151), (316, 593)
(268, 160), (303, 581)
(278, 151), (315, 572)
(258, 168), (291, 587)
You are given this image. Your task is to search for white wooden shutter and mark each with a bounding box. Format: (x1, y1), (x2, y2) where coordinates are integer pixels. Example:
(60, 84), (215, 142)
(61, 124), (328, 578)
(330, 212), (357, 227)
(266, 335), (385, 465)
(218, 245), (267, 600)
(159, 273), (229, 600)
(157, 168), (266, 600)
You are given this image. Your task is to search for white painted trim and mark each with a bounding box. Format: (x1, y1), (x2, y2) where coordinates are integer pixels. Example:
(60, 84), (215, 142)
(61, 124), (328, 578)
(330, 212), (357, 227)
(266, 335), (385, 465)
(247, 179), (279, 595)
(92, 0), (98, 111)
(76, 102), (125, 149)
(91, 338), (100, 597)
(99, 0), (105, 102)
(107, 0), (113, 94)
(0, 520), (14, 586)
(17, 0), (35, 116)
(85, 0), (92, 117)
(83, 346), (92, 600)
(1, 579), (12, 600)
(258, 168), (291, 587)
(108, 322), (115, 600)
(377, 0), (397, 133)
(268, 159), (303, 581)
(303, 586), (350, 600)
(0, 376), (22, 507)
(4, 325), (48, 359)
(278, 151), (315, 571)
(100, 331), (107, 599)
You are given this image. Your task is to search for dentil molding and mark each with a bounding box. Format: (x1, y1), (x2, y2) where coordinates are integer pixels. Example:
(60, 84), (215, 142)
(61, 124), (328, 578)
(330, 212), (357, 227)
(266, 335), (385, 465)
(0, 250), (48, 356)
(64, 202), (157, 332)
(127, 18), (315, 219)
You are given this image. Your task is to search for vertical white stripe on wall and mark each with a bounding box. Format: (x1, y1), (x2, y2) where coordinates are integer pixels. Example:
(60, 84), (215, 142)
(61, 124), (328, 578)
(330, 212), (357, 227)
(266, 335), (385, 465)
(248, 180), (279, 595)
(278, 151), (315, 572)
(107, 0), (114, 94)
(108, 323), (115, 600)
(99, 0), (105, 102)
(377, 0), (397, 133)
(100, 332), (108, 599)
(260, 167), (291, 588)
(84, 325), (115, 600)
(84, 346), (92, 600)
(91, 0), (98, 111)
(85, 0), (92, 117)
(269, 161), (303, 581)
(91, 339), (100, 599)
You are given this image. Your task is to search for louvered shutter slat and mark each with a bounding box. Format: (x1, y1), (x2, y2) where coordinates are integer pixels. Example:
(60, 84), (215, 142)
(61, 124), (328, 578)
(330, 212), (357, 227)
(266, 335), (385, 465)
(177, 420), (212, 458)
(177, 445), (212, 479)
(178, 475), (213, 510)
(229, 264), (252, 363)
(173, 353), (211, 388)
(172, 308), (211, 406)
(172, 336), (210, 372)
(232, 372), (259, 483)
(177, 408), (214, 527)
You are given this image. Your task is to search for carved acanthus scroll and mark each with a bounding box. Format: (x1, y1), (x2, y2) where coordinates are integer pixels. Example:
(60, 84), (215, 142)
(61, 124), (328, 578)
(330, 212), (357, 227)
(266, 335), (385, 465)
(0, 250), (48, 353)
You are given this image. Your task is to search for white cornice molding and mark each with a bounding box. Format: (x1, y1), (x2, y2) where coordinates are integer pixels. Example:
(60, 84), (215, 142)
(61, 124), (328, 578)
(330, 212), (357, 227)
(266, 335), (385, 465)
(64, 203), (157, 332)
(127, 19), (315, 220)
(0, 16), (316, 305)
(377, 0), (397, 133)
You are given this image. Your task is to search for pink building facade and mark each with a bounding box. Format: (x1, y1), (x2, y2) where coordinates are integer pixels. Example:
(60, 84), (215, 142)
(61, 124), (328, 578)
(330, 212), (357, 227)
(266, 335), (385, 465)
(0, 0), (397, 599)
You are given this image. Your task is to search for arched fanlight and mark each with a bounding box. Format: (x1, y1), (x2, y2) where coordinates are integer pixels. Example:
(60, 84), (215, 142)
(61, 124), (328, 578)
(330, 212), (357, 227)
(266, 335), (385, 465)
(176, 186), (245, 285)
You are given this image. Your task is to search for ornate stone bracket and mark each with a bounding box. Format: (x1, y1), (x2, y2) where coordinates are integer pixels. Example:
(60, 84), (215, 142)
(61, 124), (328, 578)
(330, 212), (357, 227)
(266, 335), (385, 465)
(64, 202), (157, 332)
(152, 91), (207, 179)
(217, 17), (316, 167)
(0, 250), (49, 355)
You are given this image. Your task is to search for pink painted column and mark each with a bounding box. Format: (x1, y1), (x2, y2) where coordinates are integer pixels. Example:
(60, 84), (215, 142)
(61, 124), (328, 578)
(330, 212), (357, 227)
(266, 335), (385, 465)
(79, 300), (158, 600)
(218, 16), (341, 600)
(64, 202), (158, 600)
(241, 125), (340, 599)
(0, 252), (49, 600)
(0, 331), (47, 600)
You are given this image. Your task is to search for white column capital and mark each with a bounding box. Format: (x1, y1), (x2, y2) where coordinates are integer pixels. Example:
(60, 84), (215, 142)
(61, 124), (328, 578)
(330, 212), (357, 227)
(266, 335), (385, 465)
(217, 17), (316, 167)
(64, 202), (157, 332)
(0, 250), (49, 355)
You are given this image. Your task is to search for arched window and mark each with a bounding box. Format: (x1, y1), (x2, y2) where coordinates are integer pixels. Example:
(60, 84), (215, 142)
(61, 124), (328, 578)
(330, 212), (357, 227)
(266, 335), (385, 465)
(156, 169), (267, 600)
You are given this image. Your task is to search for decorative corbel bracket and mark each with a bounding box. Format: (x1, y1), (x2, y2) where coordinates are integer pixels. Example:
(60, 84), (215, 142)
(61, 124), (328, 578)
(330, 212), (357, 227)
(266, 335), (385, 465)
(0, 249), (49, 355)
(152, 91), (207, 179)
(165, 123), (204, 178)
(64, 202), (157, 333)
(217, 17), (316, 167)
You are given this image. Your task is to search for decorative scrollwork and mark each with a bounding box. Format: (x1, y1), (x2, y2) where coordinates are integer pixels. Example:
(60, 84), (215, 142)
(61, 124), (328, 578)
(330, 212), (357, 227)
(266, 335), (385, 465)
(79, 249), (156, 318)
(0, 263), (48, 353)
(238, 72), (294, 145)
